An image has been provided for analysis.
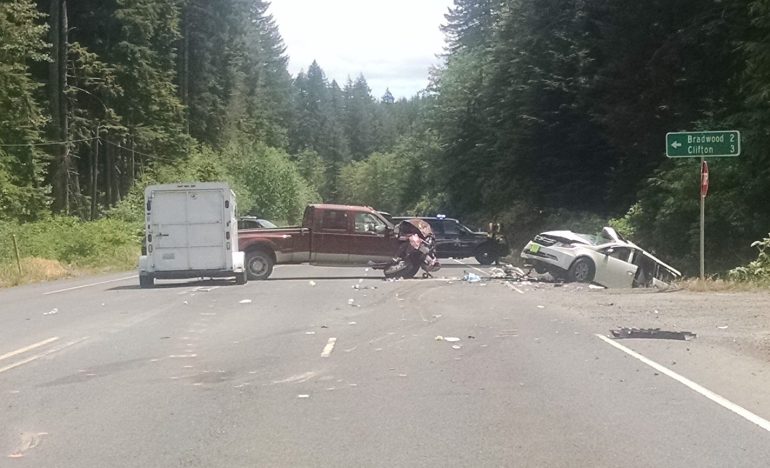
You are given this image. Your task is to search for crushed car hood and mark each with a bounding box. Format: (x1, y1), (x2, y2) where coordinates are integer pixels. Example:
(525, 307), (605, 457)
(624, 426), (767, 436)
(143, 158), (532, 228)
(538, 230), (596, 245)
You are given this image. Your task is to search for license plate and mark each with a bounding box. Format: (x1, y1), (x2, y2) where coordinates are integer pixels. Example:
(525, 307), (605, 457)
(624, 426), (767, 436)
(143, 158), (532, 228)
(530, 244), (540, 253)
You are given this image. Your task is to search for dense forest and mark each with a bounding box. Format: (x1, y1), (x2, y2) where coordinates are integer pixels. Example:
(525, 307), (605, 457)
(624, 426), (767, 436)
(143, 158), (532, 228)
(2, 0), (770, 277)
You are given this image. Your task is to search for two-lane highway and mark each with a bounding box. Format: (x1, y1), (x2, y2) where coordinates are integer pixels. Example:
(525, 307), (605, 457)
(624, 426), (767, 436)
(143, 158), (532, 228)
(2, 263), (770, 467)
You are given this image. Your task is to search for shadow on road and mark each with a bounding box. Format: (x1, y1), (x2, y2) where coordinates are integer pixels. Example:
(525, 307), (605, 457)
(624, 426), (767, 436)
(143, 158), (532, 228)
(109, 278), (238, 291)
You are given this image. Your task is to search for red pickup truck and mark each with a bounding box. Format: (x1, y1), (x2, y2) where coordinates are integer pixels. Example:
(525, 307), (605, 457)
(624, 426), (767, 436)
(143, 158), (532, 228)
(239, 204), (398, 279)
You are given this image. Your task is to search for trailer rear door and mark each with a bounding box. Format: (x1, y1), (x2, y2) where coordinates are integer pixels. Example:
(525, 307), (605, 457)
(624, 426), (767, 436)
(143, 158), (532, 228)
(150, 188), (227, 271)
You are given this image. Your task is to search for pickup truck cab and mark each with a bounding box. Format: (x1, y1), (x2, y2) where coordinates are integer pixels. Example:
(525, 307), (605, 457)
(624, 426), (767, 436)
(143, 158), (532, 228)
(239, 204), (398, 279)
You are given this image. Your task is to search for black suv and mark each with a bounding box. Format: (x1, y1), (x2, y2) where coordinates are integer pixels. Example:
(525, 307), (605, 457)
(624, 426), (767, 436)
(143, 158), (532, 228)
(392, 216), (509, 265)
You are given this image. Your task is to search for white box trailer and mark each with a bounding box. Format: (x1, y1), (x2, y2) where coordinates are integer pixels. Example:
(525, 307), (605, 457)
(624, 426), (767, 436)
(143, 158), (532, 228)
(138, 182), (246, 288)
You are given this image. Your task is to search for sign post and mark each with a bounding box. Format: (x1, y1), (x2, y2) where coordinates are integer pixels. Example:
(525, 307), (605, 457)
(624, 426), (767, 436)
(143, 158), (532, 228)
(665, 130), (739, 281)
(699, 160), (708, 281)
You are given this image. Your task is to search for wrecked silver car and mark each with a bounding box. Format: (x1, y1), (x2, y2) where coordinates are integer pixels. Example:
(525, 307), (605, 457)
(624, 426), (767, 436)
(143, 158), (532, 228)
(520, 227), (681, 288)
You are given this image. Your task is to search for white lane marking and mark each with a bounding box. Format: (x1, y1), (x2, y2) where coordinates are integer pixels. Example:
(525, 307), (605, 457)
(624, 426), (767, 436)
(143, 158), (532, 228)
(272, 371), (317, 384)
(168, 354), (198, 358)
(43, 276), (137, 295)
(0, 337), (60, 362)
(505, 282), (525, 294)
(321, 337), (337, 358)
(452, 259), (488, 275)
(596, 334), (770, 433)
(0, 337), (88, 374)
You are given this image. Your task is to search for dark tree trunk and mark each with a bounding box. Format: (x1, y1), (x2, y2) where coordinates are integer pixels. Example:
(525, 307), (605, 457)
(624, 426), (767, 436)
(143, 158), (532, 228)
(49, 0), (71, 213)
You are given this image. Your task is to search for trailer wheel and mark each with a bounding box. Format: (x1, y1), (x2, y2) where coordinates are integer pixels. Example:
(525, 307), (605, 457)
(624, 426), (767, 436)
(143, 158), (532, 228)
(246, 250), (274, 280)
(139, 274), (154, 288)
(235, 270), (248, 285)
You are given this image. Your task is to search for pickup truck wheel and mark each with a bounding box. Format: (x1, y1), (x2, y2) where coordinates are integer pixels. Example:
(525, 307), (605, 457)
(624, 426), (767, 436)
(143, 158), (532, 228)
(568, 257), (595, 283)
(139, 274), (154, 288)
(246, 251), (274, 280)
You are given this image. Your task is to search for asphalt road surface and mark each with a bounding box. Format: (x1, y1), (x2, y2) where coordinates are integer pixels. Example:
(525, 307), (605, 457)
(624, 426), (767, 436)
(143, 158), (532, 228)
(2, 261), (770, 467)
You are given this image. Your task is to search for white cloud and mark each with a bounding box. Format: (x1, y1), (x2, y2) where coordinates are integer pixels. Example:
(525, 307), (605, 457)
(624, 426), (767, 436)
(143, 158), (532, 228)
(268, 0), (453, 99)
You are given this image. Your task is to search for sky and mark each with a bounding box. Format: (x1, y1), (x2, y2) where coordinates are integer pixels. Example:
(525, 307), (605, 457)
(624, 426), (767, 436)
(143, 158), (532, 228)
(268, 0), (454, 100)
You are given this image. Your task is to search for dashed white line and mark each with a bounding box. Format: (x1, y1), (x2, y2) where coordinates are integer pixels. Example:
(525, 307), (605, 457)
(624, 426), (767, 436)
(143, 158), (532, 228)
(596, 334), (770, 433)
(0, 337), (60, 362)
(321, 338), (337, 358)
(43, 276), (137, 295)
(0, 337), (88, 374)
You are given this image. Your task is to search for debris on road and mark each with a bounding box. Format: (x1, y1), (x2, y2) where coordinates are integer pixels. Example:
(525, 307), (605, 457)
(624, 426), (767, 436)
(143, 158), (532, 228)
(452, 345), (462, 350)
(305, 331), (316, 335)
(238, 299), (252, 304)
(717, 325), (729, 329)
(444, 337), (461, 342)
(463, 272), (481, 283)
(610, 327), (696, 341)
(309, 280), (317, 286)
(43, 308), (58, 316)
(297, 394), (310, 399)
(435, 335), (444, 341)
(347, 298), (360, 307)
(589, 284), (605, 290)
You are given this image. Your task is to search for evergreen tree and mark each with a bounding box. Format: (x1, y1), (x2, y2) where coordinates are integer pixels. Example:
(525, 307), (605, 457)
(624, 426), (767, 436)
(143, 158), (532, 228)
(0, 0), (51, 220)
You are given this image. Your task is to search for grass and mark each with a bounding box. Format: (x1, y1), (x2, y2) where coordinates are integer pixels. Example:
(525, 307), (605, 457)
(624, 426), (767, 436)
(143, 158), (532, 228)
(678, 277), (770, 292)
(0, 217), (141, 288)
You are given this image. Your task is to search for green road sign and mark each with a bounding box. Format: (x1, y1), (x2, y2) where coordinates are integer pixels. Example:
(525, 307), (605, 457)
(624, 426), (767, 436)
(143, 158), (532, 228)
(666, 130), (740, 158)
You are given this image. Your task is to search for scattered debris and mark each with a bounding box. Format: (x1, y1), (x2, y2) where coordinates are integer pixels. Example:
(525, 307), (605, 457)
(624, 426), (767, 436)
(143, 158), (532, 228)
(463, 272), (481, 283)
(321, 325), (328, 328)
(434, 335), (444, 341)
(305, 331), (316, 335)
(43, 308), (58, 316)
(589, 284), (605, 290)
(451, 345), (462, 350)
(309, 280), (317, 287)
(297, 394), (310, 399)
(347, 298), (360, 307)
(611, 327), (696, 341)
(238, 299), (252, 304)
(444, 337), (461, 342)
(468, 335), (476, 339)
(348, 321), (357, 325)
(536, 305), (545, 309)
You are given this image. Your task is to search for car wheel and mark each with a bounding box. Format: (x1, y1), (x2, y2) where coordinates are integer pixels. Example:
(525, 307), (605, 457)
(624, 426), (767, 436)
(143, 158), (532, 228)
(568, 257), (595, 283)
(474, 246), (497, 265)
(139, 273), (154, 288)
(534, 262), (548, 274)
(246, 250), (274, 280)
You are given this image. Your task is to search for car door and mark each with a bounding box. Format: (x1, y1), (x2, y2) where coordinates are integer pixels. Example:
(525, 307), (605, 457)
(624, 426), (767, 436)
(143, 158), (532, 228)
(427, 219), (455, 258)
(593, 245), (638, 288)
(310, 209), (351, 265)
(349, 212), (397, 264)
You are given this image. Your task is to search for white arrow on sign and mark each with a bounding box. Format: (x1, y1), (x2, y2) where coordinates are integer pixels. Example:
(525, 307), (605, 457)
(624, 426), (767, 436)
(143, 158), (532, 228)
(671, 141), (682, 149)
